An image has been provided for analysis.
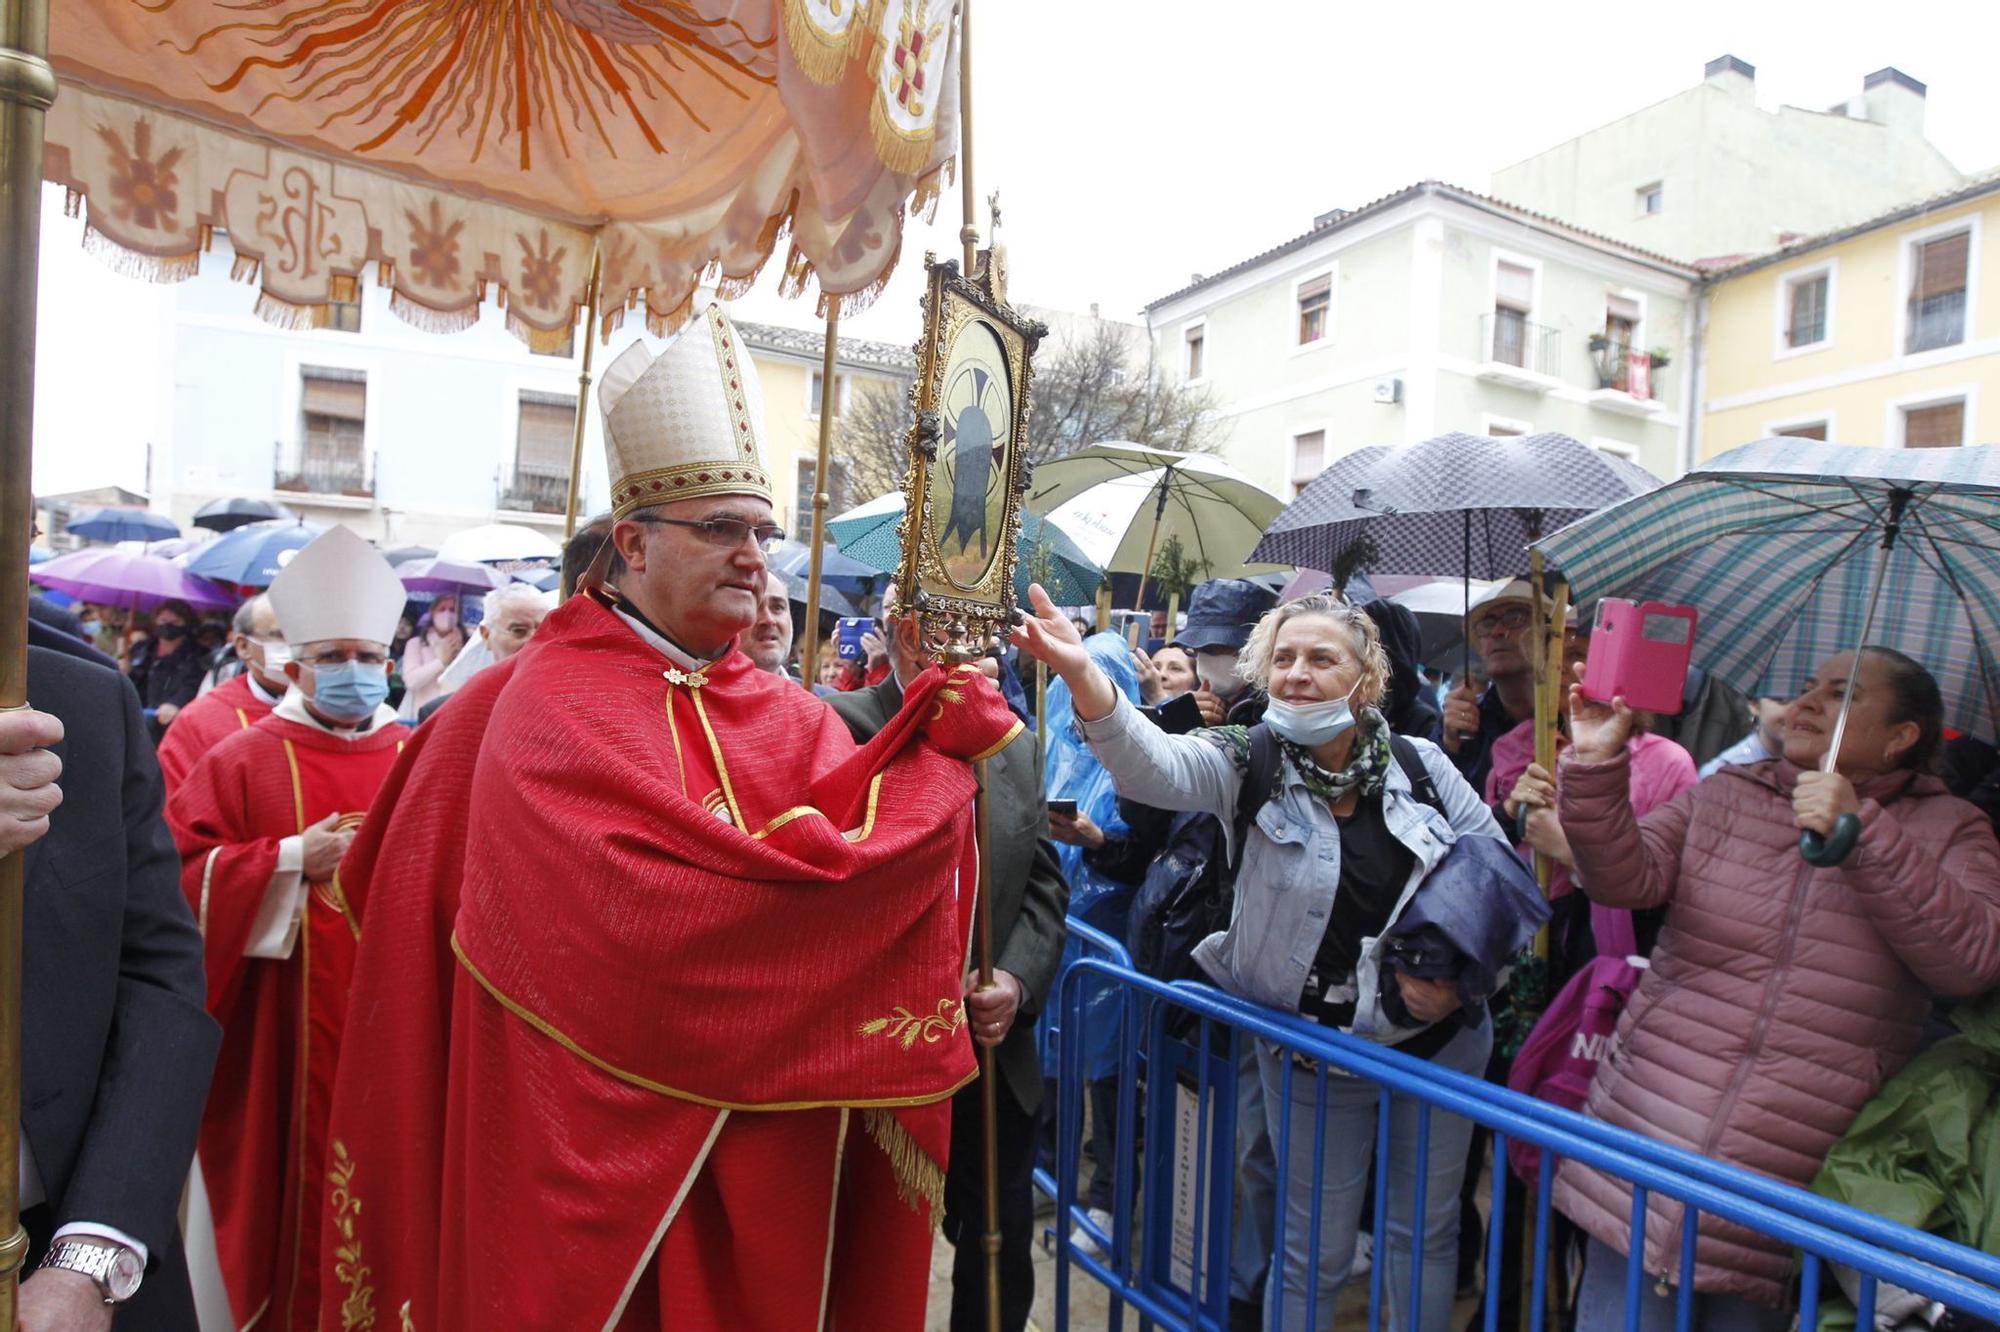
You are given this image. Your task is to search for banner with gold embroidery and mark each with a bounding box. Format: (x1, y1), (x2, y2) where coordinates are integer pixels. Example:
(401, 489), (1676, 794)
(46, 0), (959, 348)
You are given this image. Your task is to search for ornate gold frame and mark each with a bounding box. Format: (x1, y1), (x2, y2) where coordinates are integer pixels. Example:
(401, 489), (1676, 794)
(896, 252), (1046, 658)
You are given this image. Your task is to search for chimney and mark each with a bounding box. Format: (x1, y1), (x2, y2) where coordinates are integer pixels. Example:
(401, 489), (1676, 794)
(1313, 207), (1349, 229)
(1703, 54), (1755, 97)
(1862, 67), (1926, 134)
(1089, 302), (1099, 319)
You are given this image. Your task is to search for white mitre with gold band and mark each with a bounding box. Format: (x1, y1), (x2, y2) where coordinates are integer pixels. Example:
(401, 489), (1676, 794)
(267, 524), (407, 648)
(599, 302), (773, 518)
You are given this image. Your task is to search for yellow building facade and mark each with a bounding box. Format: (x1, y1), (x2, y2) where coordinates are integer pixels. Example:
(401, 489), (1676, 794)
(1699, 177), (1999, 457)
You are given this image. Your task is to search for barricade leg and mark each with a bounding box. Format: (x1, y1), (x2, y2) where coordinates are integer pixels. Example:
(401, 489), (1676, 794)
(1229, 1037), (1276, 1308)
(1379, 1022), (1488, 1332)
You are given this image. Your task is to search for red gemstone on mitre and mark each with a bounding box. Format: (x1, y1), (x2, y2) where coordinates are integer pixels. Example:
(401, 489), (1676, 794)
(673, 477), (687, 487)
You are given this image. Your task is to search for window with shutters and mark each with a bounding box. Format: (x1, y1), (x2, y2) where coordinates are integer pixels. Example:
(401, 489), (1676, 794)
(794, 456), (852, 541)
(310, 299), (362, 333)
(1296, 271), (1332, 346)
(1780, 267), (1832, 351)
(1901, 398), (1967, 449)
(807, 370), (848, 418)
(502, 392), (577, 513)
(1184, 323), (1206, 382)
(1905, 229), (1970, 354)
(1290, 430), (1325, 498)
(283, 368), (370, 494)
(1492, 261), (1536, 368)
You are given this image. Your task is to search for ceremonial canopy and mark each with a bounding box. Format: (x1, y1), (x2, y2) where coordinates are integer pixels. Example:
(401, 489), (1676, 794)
(46, 0), (959, 347)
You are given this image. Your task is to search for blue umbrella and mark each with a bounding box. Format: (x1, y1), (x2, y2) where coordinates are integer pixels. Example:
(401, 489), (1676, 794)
(65, 506), (179, 543)
(1536, 438), (2000, 863)
(770, 539), (881, 597)
(827, 494), (1104, 605)
(185, 519), (325, 589)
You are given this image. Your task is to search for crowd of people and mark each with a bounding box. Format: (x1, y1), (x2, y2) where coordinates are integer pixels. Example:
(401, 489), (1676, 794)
(2, 304), (1996, 1332)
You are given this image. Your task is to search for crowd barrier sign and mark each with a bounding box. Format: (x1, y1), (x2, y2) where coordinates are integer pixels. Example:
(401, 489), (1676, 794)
(1042, 958), (2000, 1332)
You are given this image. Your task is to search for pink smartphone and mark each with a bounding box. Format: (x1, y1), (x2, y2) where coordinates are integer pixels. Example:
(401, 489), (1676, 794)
(1580, 598), (1697, 716)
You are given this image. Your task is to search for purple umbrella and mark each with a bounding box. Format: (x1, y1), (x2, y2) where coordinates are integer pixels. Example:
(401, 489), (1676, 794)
(29, 549), (236, 612)
(394, 556), (508, 596)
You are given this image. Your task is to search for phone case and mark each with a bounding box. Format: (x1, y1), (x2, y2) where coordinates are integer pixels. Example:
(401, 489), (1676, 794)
(1581, 598), (1697, 716)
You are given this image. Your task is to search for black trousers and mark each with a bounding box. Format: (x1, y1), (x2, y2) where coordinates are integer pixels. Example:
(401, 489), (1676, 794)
(942, 1070), (1040, 1332)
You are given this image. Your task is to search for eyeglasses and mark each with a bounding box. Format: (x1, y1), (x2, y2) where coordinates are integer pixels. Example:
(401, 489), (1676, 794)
(1470, 606), (1532, 636)
(632, 515), (786, 554)
(301, 650), (388, 668)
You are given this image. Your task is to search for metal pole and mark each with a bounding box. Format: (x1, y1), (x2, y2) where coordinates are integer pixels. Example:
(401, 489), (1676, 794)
(973, 756), (1003, 1332)
(957, 0), (977, 279)
(560, 247), (603, 552)
(0, 2), (52, 1322)
(801, 303), (839, 693)
(1131, 469), (1171, 611)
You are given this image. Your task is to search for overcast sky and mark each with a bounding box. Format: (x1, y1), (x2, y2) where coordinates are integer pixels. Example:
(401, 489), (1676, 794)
(33, 0), (2000, 495)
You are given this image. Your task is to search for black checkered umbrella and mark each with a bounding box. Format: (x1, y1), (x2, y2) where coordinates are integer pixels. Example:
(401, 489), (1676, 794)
(1251, 432), (1662, 579)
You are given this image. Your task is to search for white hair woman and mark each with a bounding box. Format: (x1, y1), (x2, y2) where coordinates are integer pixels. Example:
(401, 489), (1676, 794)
(1015, 584), (1512, 1332)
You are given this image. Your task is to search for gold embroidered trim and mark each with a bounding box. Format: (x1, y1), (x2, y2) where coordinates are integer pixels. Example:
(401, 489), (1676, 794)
(327, 1140), (378, 1330)
(858, 997), (965, 1050)
(709, 309), (763, 465)
(969, 718), (1026, 764)
(689, 687), (747, 830)
(452, 932), (974, 1112)
(234, 706), (250, 730)
(610, 463), (774, 518)
(862, 1107), (947, 1217)
(319, 872), (362, 941)
(748, 772), (884, 843)
(282, 738), (306, 835)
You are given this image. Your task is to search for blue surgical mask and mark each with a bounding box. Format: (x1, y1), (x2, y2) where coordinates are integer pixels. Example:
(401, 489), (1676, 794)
(307, 660), (389, 722)
(1265, 689), (1360, 747)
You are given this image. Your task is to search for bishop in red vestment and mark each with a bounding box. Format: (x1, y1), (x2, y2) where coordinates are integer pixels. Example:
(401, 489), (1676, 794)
(155, 594), (286, 790)
(322, 306), (1021, 1332)
(167, 528), (412, 1332)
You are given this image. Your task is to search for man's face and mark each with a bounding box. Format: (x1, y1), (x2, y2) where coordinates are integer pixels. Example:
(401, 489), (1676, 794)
(481, 595), (548, 663)
(745, 573), (793, 673)
(611, 495), (778, 653)
(232, 600), (289, 689)
(1469, 600), (1533, 680)
(284, 639), (390, 718)
(1150, 610), (1168, 639)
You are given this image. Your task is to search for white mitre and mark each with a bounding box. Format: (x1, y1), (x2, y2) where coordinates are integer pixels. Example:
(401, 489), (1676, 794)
(267, 525), (407, 649)
(599, 302), (773, 519)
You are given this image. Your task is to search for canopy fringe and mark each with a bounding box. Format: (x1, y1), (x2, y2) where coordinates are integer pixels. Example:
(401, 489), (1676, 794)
(78, 223), (200, 283)
(781, 0), (866, 85)
(389, 290), (480, 337)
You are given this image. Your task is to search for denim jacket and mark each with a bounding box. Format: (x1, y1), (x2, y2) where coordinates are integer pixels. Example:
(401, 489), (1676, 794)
(1078, 693), (1506, 1041)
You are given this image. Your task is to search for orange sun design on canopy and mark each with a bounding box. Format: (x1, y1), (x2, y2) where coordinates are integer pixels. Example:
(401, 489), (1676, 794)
(161, 0), (778, 170)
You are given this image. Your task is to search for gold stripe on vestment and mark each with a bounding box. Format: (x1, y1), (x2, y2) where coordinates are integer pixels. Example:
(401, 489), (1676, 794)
(451, 932), (975, 1113)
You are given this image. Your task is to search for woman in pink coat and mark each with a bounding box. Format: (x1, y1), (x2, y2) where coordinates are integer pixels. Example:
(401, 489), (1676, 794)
(1515, 647), (2000, 1330)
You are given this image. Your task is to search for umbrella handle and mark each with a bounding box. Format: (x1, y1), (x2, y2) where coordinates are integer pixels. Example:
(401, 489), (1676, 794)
(1799, 814), (1861, 867)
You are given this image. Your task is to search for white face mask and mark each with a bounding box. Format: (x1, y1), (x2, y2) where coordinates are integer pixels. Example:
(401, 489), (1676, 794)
(1194, 651), (1244, 697)
(1265, 682), (1362, 747)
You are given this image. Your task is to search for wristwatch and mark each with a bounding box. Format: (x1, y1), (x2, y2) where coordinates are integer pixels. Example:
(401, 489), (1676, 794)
(40, 1238), (144, 1303)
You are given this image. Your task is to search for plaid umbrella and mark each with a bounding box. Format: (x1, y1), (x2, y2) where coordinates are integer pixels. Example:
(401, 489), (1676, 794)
(1536, 440), (2000, 744)
(1252, 432), (1662, 577)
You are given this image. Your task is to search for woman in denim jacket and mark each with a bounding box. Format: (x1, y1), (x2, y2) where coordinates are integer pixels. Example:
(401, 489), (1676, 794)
(1016, 586), (1508, 1332)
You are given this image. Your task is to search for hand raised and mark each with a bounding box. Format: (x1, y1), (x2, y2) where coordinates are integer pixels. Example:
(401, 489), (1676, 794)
(1567, 663), (1633, 764)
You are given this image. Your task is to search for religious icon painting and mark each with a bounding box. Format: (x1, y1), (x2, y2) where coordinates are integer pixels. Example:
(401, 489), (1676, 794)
(897, 253), (1045, 653)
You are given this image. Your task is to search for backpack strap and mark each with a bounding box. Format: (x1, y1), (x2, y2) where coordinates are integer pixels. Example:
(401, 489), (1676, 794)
(1389, 733), (1447, 818)
(1229, 724), (1281, 872)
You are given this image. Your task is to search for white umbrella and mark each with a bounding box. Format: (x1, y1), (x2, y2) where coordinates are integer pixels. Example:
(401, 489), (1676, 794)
(1031, 445), (1286, 602)
(436, 524), (562, 567)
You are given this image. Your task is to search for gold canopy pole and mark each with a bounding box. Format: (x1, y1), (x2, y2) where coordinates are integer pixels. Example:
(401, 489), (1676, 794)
(560, 246), (603, 566)
(0, 1), (52, 1321)
(800, 302), (839, 692)
(951, 4), (1004, 1327)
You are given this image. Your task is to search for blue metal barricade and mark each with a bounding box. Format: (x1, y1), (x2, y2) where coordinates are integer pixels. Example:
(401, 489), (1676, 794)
(1048, 958), (2000, 1332)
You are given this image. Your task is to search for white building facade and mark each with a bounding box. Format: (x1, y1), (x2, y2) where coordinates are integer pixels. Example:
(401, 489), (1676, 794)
(1145, 183), (1699, 498)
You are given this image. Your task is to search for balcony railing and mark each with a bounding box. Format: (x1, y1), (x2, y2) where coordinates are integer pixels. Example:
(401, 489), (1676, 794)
(1480, 312), (1559, 376)
(274, 442), (375, 497)
(1590, 342), (1665, 399)
(498, 467), (570, 515)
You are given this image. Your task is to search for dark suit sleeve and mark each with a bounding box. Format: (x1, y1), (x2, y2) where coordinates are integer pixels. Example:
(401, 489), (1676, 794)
(56, 670), (220, 1264)
(995, 733), (1069, 1018)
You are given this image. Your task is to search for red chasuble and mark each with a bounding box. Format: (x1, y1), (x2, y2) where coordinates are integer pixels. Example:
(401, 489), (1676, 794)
(321, 594), (1020, 1332)
(167, 711), (407, 1332)
(155, 672), (277, 790)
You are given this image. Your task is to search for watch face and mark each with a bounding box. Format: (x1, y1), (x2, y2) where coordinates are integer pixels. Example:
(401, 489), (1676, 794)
(107, 1247), (143, 1301)
(926, 317), (1014, 590)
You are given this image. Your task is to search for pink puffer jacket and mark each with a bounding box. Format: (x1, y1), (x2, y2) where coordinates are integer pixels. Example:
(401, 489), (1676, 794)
(1553, 753), (2000, 1305)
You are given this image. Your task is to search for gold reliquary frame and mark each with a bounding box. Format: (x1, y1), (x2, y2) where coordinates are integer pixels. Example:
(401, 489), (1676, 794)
(896, 253), (1046, 660)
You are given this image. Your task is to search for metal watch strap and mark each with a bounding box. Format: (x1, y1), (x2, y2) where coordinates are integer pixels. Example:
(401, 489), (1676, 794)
(39, 1239), (122, 1303)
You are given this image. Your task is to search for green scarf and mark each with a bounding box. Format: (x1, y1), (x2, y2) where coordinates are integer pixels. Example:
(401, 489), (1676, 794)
(1204, 708), (1393, 806)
